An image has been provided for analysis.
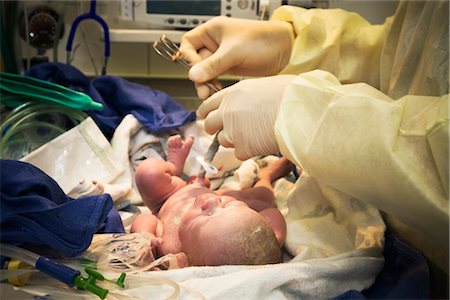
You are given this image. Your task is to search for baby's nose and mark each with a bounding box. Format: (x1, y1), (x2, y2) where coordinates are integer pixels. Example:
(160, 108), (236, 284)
(200, 196), (221, 211)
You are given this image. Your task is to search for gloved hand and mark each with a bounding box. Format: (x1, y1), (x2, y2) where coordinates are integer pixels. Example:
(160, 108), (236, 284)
(197, 75), (296, 160)
(179, 16), (293, 99)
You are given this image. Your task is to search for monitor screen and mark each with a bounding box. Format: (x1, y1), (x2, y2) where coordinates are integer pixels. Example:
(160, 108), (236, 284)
(147, 1), (221, 16)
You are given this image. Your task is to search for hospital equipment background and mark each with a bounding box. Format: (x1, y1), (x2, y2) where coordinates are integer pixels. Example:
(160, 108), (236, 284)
(1, 0), (398, 110)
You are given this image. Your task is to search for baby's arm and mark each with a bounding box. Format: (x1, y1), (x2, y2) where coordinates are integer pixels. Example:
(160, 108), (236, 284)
(217, 187), (276, 211)
(135, 158), (187, 213)
(135, 135), (194, 213)
(130, 212), (163, 255)
(130, 212), (163, 237)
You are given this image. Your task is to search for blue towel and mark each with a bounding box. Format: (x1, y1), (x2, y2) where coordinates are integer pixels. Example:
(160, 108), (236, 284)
(0, 160), (124, 258)
(26, 62), (197, 139)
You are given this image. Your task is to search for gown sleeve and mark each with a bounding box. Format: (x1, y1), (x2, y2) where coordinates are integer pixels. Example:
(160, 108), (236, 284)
(275, 70), (449, 247)
(271, 5), (393, 88)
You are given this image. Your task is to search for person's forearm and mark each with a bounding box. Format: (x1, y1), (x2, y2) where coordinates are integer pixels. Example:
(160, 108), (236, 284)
(275, 70), (449, 246)
(272, 6), (393, 88)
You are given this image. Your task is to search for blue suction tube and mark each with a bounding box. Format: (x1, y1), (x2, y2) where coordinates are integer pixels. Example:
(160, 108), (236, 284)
(0, 243), (80, 286)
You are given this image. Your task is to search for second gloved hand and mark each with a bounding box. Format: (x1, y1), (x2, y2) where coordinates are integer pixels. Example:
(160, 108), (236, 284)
(197, 75), (296, 160)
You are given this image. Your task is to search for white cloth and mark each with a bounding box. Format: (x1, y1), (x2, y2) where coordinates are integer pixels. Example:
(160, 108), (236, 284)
(107, 114), (147, 203)
(111, 250), (382, 300)
(220, 158), (259, 190)
(21, 117), (124, 195)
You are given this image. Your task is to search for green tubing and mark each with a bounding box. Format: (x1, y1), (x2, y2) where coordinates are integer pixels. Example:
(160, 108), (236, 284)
(0, 72), (104, 111)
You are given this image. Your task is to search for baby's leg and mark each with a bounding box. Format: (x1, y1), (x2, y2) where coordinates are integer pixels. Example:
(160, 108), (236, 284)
(135, 135), (194, 213)
(254, 156), (294, 191)
(219, 157), (293, 211)
(250, 157), (292, 246)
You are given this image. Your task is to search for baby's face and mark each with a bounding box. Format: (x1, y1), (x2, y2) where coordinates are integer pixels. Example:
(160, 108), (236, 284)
(180, 193), (253, 229)
(179, 193), (265, 265)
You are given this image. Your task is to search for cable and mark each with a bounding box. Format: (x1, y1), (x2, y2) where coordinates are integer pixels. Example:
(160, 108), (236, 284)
(77, 1), (99, 76)
(22, 3), (31, 70)
(0, 1), (20, 73)
(53, 1), (68, 62)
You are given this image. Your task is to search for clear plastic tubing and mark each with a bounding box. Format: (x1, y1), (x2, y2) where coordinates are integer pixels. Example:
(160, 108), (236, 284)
(0, 243), (39, 266)
(0, 243), (80, 286)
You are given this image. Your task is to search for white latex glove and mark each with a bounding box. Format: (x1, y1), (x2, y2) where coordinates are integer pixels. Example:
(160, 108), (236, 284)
(197, 75), (296, 160)
(179, 16), (293, 99)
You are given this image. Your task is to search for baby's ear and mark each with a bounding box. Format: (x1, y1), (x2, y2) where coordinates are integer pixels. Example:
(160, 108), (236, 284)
(259, 208), (286, 247)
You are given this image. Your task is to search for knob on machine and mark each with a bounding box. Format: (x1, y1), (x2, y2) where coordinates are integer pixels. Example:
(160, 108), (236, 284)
(19, 5), (63, 50)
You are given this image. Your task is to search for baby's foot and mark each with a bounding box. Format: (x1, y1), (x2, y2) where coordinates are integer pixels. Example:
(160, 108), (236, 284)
(259, 157), (294, 182)
(167, 135), (195, 175)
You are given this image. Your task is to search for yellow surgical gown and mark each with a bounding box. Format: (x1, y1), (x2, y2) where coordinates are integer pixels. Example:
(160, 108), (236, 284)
(271, 0), (449, 280)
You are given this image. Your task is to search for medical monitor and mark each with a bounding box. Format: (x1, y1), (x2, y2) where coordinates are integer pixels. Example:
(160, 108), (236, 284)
(121, 0), (283, 29)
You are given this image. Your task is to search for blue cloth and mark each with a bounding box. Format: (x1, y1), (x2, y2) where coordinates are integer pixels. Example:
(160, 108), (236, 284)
(334, 233), (429, 299)
(26, 62), (197, 139)
(99, 208), (126, 234)
(0, 159), (124, 258)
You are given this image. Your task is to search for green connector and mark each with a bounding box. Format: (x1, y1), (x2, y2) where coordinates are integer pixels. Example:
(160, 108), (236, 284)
(72, 267), (126, 299)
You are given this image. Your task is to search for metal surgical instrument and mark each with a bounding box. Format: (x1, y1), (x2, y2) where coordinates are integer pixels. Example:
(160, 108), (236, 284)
(153, 35), (221, 178)
(152, 35), (221, 93)
(197, 132), (221, 178)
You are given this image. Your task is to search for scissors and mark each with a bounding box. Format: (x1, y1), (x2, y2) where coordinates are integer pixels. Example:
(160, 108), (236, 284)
(153, 35), (221, 178)
(65, 0), (110, 76)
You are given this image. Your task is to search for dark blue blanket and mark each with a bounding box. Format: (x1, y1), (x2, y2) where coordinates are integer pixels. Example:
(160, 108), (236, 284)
(0, 160), (124, 258)
(26, 62), (196, 139)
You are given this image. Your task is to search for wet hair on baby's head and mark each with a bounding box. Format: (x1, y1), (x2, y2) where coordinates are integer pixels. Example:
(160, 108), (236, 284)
(219, 218), (282, 265)
(187, 215), (282, 266)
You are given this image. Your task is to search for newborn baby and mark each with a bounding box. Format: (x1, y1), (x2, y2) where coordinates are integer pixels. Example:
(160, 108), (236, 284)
(131, 134), (292, 266)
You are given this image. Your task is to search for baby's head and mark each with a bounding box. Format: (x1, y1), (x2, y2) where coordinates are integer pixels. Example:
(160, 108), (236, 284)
(179, 193), (282, 266)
